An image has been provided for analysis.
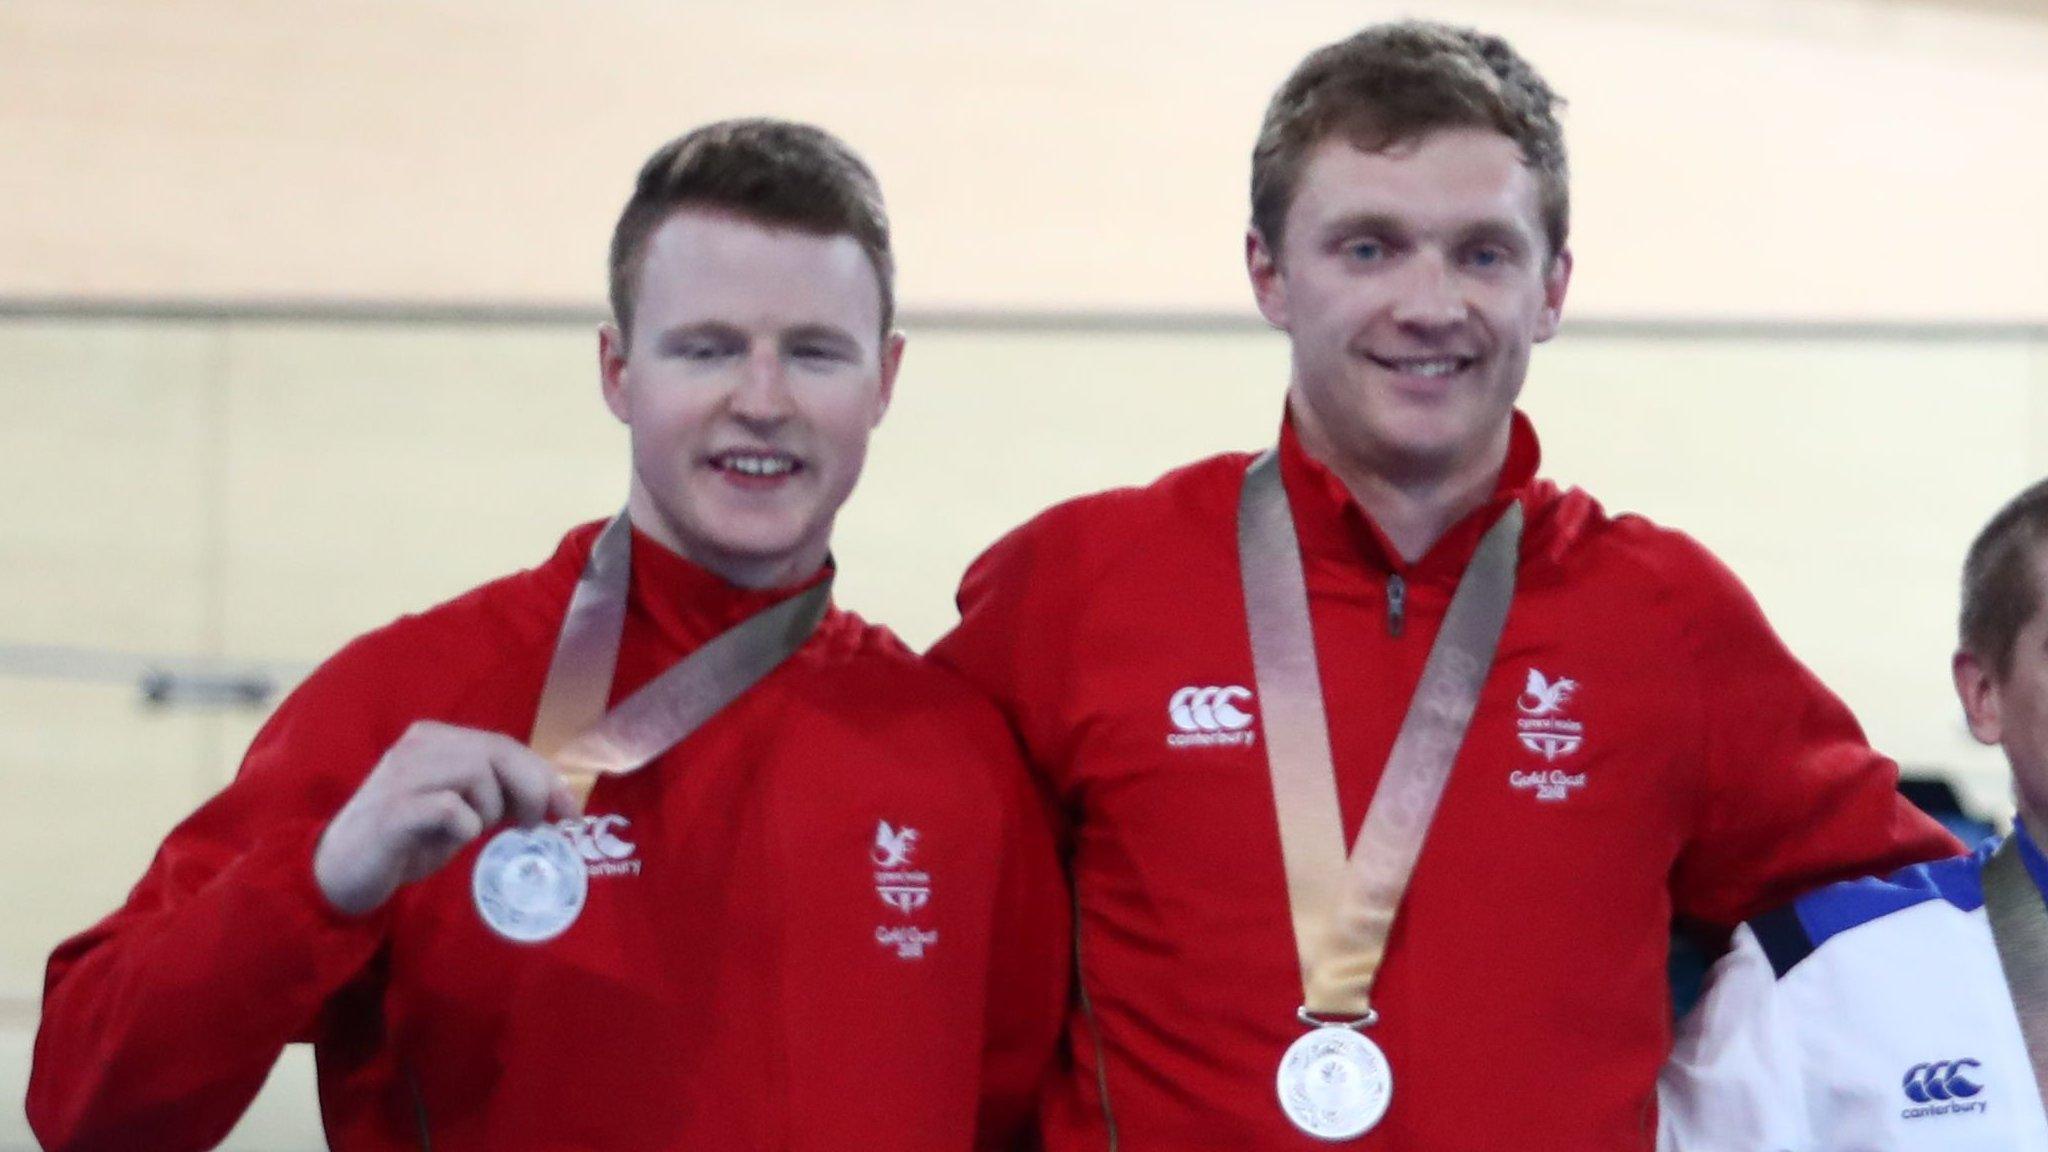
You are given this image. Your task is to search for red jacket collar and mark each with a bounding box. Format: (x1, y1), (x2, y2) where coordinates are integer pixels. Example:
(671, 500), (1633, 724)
(553, 519), (831, 655)
(1276, 408), (1542, 586)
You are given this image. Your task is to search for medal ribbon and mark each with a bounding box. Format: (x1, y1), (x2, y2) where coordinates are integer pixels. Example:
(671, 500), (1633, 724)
(1239, 450), (1521, 1019)
(1983, 833), (2048, 1112)
(528, 513), (832, 798)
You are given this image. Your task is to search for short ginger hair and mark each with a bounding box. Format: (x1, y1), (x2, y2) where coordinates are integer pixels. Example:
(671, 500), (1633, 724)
(608, 118), (894, 340)
(1251, 20), (1570, 261)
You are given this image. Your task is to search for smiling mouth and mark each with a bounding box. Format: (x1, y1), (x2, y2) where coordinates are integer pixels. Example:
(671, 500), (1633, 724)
(707, 449), (803, 480)
(1366, 354), (1477, 379)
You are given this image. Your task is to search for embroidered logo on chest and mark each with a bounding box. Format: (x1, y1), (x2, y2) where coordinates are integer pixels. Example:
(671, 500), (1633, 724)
(1514, 669), (1585, 761)
(1901, 1059), (1987, 1121)
(1166, 685), (1258, 749)
(558, 814), (641, 877)
(872, 820), (938, 960)
(1509, 768), (1588, 802)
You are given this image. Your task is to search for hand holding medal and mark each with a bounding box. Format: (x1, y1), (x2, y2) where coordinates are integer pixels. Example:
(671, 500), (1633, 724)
(316, 515), (828, 945)
(313, 721), (585, 924)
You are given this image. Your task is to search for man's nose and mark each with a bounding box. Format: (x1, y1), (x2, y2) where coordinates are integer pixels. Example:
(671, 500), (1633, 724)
(729, 347), (796, 422)
(1389, 251), (1469, 330)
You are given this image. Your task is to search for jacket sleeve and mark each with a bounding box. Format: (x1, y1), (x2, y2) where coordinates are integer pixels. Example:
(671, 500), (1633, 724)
(1658, 923), (1812, 1152)
(27, 645), (403, 1152)
(973, 743), (1073, 1152)
(1667, 545), (1959, 928)
(929, 513), (1083, 824)
(933, 518), (1079, 1148)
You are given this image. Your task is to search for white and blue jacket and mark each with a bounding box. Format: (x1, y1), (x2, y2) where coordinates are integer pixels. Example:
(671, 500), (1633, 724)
(1660, 829), (2048, 1150)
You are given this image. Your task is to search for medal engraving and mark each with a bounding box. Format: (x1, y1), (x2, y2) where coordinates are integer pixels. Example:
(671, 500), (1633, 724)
(472, 825), (587, 944)
(1276, 1027), (1392, 1141)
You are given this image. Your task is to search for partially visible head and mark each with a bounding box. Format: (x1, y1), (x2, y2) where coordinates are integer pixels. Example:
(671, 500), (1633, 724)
(608, 118), (895, 342)
(598, 120), (904, 590)
(1251, 20), (1569, 264)
(1954, 479), (2048, 821)
(1245, 22), (1572, 493)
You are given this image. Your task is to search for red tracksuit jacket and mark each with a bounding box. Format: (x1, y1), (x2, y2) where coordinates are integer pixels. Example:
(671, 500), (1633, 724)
(29, 522), (1069, 1152)
(930, 411), (1959, 1150)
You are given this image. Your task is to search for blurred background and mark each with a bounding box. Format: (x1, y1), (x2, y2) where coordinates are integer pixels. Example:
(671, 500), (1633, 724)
(3, 0), (2044, 1146)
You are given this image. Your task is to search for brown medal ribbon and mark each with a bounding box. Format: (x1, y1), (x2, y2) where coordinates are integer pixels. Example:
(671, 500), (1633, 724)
(1239, 450), (1521, 1021)
(472, 513), (830, 945)
(530, 513), (833, 797)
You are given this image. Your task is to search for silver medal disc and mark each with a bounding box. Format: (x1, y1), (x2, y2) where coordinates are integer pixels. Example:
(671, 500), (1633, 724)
(1276, 1026), (1393, 1141)
(472, 825), (587, 944)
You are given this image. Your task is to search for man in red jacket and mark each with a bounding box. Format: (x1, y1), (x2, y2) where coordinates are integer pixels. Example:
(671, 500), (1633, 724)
(930, 21), (1959, 1150)
(29, 119), (1067, 1152)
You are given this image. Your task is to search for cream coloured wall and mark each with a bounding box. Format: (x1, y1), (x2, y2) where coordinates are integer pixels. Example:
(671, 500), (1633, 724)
(4, 0), (2046, 321)
(2, 314), (2044, 1147)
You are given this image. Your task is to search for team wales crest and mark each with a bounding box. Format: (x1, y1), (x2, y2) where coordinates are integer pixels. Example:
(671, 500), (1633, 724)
(871, 820), (938, 960)
(1510, 669), (1588, 802)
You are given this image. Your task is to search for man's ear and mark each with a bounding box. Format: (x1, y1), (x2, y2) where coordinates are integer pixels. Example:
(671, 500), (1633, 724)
(1955, 649), (2004, 747)
(1535, 246), (1573, 344)
(872, 330), (906, 428)
(1247, 228), (1289, 331)
(598, 322), (631, 425)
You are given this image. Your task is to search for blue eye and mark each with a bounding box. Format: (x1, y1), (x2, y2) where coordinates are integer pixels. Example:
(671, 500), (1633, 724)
(1467, 246), (1511, 269)
(1347, 240), (1384, 262)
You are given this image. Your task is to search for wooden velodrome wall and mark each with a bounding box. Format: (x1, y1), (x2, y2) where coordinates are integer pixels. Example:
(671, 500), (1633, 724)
(4, 0), (2047, 319)
(3, 1), (2047, 1148)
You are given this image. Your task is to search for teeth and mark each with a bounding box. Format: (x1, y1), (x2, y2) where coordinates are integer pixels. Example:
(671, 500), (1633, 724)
(1376, 354), (1474, 377)
(1388, 358), (1465, 378)
(718, 453), (796, 477)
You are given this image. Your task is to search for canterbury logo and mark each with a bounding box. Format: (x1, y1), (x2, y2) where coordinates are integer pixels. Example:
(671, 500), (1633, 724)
(872, 821), (918, 868)
(1903, 1060), (1984, 1103)
(1517, 669), (1578, 717)
(560, 814), (635, 862)
(1169, 686), (1254, 733)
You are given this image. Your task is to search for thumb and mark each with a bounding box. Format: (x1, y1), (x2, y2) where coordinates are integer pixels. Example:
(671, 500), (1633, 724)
(547, 775), (587, 822)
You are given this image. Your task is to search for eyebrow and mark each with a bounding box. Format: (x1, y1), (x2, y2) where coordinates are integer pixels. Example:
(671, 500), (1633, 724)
(1317, 212), (1408, 245)
(781, 324), (861, 349)
(1318, 212), (1536, 251)
(1456, 221), (1534, 251)
(653, 321), (745, 345)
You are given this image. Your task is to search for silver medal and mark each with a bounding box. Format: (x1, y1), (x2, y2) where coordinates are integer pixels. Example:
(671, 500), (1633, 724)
(1276, 1026), (1392, 1141)
(472, 825), (587, 944)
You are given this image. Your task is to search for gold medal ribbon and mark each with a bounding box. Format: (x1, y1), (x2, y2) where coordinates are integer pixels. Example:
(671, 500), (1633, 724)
(528, 513), (832, 801)
(1239, 451), (1521, 1020)
(1983, 833), (2048, 1111)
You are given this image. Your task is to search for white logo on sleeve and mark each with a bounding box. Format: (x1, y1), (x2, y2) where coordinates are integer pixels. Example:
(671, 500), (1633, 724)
(872, 819), (938, 960)
(1167, 685), (1258, 749)
(1515, 669), (1585, 761)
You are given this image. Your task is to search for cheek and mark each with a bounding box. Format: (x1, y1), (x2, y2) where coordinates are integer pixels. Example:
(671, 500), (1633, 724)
(805, 381), (888, 447)
(629, 387), (715, 440)
(817, 408), (879, 466)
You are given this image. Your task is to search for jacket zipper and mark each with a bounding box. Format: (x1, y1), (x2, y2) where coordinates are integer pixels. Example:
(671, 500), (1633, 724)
(1386, 574), (1406, 637)
(405, 1064), (433, 1150)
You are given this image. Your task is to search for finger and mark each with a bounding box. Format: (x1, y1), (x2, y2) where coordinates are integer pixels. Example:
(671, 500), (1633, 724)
(455, 771), (507, 831)
(385, 792), (485, 886)
(407, 790), (486, 853)
(546, 776), (585, 822)
(486, 738), (570, 827)
(380, 726), (506, 798)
